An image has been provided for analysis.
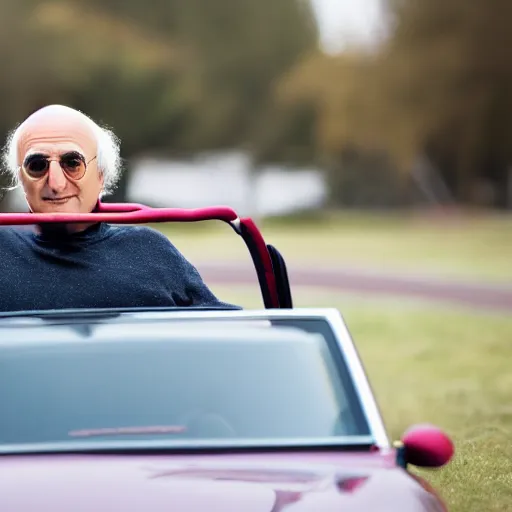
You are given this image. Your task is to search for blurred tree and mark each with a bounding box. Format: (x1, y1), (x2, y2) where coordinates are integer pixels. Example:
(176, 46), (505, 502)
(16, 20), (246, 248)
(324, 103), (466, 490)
(0, 0), (319, 208)
(24, 1), (187, 201)
(277, 50), (410, 207)
(173, 0), (319, 157)
(49, 0), (319, 158)
(0, 0), (185, 205)
(168, 0), (320, 214)
(278, 0), (512, 208)
(379, 0), (512, 208)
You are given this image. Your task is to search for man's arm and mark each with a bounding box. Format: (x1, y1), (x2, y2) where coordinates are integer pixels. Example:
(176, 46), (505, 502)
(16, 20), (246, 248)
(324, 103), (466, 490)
(143, 227), (242, 309)
(178, 260), (242, 309)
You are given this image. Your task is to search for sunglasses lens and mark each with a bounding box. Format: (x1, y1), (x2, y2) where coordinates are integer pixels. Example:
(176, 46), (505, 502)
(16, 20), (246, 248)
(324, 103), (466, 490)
(22, 152), (89, 180)
(25, 157), (49, 178)
(61, 153), (86, 179)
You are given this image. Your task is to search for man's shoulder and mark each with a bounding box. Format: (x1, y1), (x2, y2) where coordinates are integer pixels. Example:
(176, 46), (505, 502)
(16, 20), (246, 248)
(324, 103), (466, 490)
(109, 224), (168, 240)
(106, 224), (181, 253)
(0, 226), (32, 244)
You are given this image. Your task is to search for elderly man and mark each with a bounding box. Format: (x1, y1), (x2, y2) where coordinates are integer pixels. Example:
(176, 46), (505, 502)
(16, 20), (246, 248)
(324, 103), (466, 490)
(0, 104), (238, 312)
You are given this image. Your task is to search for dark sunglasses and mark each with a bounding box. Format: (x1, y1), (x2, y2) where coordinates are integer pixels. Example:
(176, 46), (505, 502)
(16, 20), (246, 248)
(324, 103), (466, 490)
(22, 152), (97, 181)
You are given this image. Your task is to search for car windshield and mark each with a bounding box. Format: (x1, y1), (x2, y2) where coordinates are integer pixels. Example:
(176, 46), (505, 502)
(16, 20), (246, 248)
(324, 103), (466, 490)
(0, 319), (372, 452)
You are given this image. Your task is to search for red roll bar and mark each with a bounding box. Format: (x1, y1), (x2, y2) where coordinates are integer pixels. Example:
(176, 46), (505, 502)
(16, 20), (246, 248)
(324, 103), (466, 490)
(0, 202), (291, 309)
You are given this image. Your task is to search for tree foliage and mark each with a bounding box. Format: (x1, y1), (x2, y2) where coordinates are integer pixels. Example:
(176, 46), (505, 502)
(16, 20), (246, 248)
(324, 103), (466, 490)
(278, 0), (512, 208)
(382, 0), (512, 205)
(0, 0), (318, 206)
(172, 0), (318, 157)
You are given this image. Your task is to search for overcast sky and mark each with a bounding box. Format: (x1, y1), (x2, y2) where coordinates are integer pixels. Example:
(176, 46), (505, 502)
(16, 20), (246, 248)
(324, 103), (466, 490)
(311, 0), (384, 53)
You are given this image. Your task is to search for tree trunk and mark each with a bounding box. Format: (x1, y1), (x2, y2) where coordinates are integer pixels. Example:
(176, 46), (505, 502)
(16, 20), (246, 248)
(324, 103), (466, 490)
(508, 167), (512, 210)
(455, 147), (477, 207)
(493, 165), (512, 210)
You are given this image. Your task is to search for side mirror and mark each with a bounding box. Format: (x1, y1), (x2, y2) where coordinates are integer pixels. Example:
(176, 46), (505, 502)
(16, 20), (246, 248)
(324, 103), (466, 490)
(396, 423), (454, 469)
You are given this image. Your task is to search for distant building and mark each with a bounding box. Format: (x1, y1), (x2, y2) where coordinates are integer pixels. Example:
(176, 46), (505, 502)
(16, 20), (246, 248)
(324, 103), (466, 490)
(128, 151), (327, 217)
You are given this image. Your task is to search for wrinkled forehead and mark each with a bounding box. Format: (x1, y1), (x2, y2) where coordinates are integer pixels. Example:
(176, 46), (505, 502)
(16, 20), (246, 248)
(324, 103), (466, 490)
(17, 115), (97, 163)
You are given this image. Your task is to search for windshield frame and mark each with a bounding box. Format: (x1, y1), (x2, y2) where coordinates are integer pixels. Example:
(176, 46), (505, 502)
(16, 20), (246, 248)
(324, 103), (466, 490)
(0, 308), (390, 454)
(0, 436), (377, 456)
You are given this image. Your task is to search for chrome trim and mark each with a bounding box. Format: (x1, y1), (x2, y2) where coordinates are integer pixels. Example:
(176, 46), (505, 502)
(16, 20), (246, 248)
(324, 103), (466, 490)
(0, 435), (376, 455)
(321, 309), (391, 450)
(0, 307), (339, 323)
(229, 217), (242, 234)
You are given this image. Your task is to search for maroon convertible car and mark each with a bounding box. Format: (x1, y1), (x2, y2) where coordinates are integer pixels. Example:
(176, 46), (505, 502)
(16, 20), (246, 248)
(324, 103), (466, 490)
(0, 203), (454, 511)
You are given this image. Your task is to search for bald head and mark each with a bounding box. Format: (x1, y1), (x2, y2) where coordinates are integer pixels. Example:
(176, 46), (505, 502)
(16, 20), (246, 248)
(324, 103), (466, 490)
(17, 105), (98, 172)
(20, 104), (94, 125)
(17, 105), (95, 140)
(2, 104), (122, 200)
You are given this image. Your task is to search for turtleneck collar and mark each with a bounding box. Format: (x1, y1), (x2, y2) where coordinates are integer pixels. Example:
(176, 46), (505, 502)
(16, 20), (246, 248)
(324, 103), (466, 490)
(32, 200), (107, 244)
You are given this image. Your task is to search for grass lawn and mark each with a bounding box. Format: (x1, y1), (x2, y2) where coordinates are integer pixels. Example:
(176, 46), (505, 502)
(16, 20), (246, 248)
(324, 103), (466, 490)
(154, 211), (512, 282)
(154, 210), (512, 509)
(208, 286), (512, 512)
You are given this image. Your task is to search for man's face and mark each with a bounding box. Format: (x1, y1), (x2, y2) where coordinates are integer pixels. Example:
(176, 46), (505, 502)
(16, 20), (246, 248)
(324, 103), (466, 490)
(17, 112), (104, 214)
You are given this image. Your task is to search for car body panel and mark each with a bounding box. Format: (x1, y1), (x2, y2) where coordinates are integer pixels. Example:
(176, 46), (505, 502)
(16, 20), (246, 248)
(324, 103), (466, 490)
(0, 308), (449, 511)
(0, 452), (445, 511)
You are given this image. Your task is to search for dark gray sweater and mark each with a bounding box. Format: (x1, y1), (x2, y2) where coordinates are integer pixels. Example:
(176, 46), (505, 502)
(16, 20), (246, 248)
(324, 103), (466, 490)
(0, 223), (238, 312)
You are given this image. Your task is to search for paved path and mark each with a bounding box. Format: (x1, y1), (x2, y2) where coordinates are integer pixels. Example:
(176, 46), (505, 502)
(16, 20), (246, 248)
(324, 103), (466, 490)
(195, 262), (512, 313)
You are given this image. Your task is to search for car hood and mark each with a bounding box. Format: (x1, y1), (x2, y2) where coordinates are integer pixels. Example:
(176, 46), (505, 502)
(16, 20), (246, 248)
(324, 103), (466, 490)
(0, 452), (443, 511)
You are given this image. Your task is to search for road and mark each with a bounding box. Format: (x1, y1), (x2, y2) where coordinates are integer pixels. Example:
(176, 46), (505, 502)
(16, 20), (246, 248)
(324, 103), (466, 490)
(195, 261), (512, 313)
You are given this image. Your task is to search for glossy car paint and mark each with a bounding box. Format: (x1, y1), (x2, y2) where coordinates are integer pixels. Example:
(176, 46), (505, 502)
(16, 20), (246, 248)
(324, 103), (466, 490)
(0, 451), (447, 511)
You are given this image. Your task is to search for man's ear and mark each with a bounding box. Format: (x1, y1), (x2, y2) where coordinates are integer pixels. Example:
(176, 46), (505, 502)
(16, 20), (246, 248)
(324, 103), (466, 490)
(98, 170), (105, 187)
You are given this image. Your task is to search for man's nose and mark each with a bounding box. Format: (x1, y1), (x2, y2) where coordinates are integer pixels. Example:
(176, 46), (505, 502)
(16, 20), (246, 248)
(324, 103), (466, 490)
(46, 161), (67, 191)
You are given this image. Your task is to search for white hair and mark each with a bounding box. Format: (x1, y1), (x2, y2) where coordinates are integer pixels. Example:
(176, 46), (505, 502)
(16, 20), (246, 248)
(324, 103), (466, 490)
(1, 107), (123, 197)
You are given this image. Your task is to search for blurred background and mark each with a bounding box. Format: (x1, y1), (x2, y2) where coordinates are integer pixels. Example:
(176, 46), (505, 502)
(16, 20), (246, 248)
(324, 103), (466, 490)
(2, 0), (512, 214)
(0, 1), (511, 510)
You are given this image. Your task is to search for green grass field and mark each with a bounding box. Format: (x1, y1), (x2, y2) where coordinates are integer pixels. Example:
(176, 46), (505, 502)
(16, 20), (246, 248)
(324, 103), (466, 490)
(156, 211), (512, 282)
(210, 286), (512, 512)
